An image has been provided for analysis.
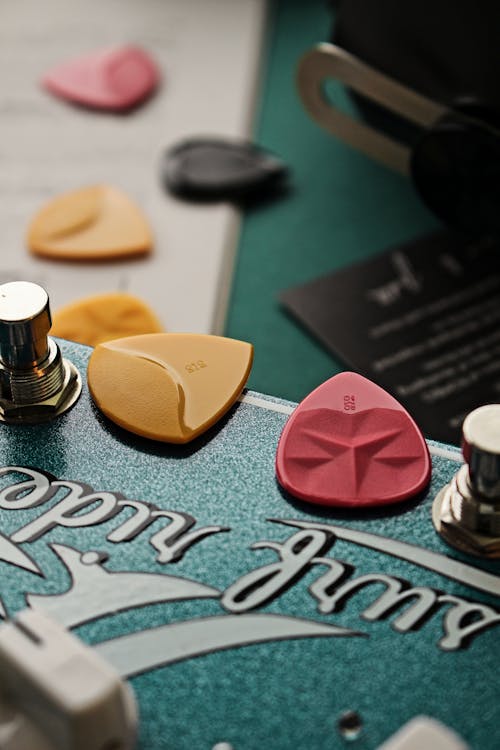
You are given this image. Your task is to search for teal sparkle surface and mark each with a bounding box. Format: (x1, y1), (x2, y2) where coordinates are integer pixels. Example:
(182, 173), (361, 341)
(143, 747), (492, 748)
(0, 339), (498, 750)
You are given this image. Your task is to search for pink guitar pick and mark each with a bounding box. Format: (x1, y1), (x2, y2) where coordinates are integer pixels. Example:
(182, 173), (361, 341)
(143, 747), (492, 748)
(276, 372), (431, 508)
(42, 46), (160, 111)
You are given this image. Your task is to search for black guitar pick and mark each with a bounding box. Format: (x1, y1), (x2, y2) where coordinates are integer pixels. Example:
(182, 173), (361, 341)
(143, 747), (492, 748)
(161, 137), (289, 202)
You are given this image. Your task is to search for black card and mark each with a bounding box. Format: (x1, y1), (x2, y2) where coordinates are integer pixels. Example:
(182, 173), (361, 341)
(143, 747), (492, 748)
(281, 232), (500, 444)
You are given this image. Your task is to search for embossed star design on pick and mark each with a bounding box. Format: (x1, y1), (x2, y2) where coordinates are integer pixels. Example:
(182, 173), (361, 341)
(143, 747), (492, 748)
(87, 333), (253, 443)
(27, 185), (152, 261)
(42, 46), (160, 111)
(276, 372), (431, 508)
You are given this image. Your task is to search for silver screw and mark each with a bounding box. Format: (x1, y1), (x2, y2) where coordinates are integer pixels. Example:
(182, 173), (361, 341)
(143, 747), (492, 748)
(0, 281), (81, 423)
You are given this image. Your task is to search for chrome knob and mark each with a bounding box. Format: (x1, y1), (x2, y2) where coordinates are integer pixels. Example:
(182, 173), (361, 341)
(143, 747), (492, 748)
(433, 404), (500, 558)
(0, 281), (81, 423)
(462, 405), (500, 502)
(0, 281), (51, 368)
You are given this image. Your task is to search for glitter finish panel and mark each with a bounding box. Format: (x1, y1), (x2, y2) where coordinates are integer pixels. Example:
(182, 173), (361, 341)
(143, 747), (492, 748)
(0, 340), (497, 750)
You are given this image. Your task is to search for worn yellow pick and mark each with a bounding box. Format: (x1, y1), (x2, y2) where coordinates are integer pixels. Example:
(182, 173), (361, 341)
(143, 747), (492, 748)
(27, 185), (152, 260)
(87, 333), (253, 443)
(51, 292), (164, 347)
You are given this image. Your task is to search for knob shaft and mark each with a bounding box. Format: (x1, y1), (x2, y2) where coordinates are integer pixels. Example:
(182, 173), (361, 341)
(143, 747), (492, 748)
(433, 403), (500, 557)
(0, 281), (51, 368)
(0, 281), (81, 423)
(462, 404), (500, 502)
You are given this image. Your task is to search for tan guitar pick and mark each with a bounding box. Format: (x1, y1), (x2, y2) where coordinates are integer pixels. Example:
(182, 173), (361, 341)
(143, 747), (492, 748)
(27, 185), (152, 260)
(51, 292), (164, 347)
(88, 333), (253, 443)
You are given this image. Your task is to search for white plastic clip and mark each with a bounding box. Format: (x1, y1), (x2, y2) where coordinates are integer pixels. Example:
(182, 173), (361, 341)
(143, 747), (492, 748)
(0, 609), (137, 750)
(377, 715), (469, 750)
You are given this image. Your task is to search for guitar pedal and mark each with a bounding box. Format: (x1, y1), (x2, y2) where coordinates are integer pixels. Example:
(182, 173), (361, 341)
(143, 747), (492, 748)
(0, 284), (497, 750)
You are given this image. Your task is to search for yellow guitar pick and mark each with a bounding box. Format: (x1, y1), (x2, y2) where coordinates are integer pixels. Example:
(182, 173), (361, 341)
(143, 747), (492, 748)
(87, 333), (253, 443)
(27, 185), (152, 260)
(51, 292), (164, 347)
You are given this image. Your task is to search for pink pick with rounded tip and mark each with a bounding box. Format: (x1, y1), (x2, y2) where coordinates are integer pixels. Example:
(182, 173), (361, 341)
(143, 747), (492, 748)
(42, 46), (160, 111)
(276, 372), (431, 508)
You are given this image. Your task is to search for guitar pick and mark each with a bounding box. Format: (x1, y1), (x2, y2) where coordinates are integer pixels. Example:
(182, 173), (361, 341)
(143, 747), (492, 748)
(27, 185), (152, 261)
(162, 137), (288, 201)
(42, 46), (160, 111)
(276, 372), (431, 508)
(51, 292), (164, 347)
(87, 333), (253, 443)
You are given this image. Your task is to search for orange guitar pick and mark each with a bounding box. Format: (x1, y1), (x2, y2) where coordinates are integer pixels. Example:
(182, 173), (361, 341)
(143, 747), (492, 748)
(87, 333), (253, 443)
(27, 185), (152, 261)
(51, 292), (164, 347)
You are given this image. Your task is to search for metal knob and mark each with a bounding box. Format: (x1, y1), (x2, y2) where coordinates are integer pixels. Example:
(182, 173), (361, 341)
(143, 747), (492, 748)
(0, 281), (51, 368)
(433, 404), (500, 558)
(0, 281), (81, 423)
(462, 404), (500, 501)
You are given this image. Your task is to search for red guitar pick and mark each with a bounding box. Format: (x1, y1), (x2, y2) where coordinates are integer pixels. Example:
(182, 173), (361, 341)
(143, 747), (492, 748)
(42, 46), (160, 111)
(276, 372), (431, 508)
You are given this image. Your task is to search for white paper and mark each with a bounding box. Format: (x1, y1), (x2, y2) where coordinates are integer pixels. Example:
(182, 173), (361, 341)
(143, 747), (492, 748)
(0, 0), (267, 333)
